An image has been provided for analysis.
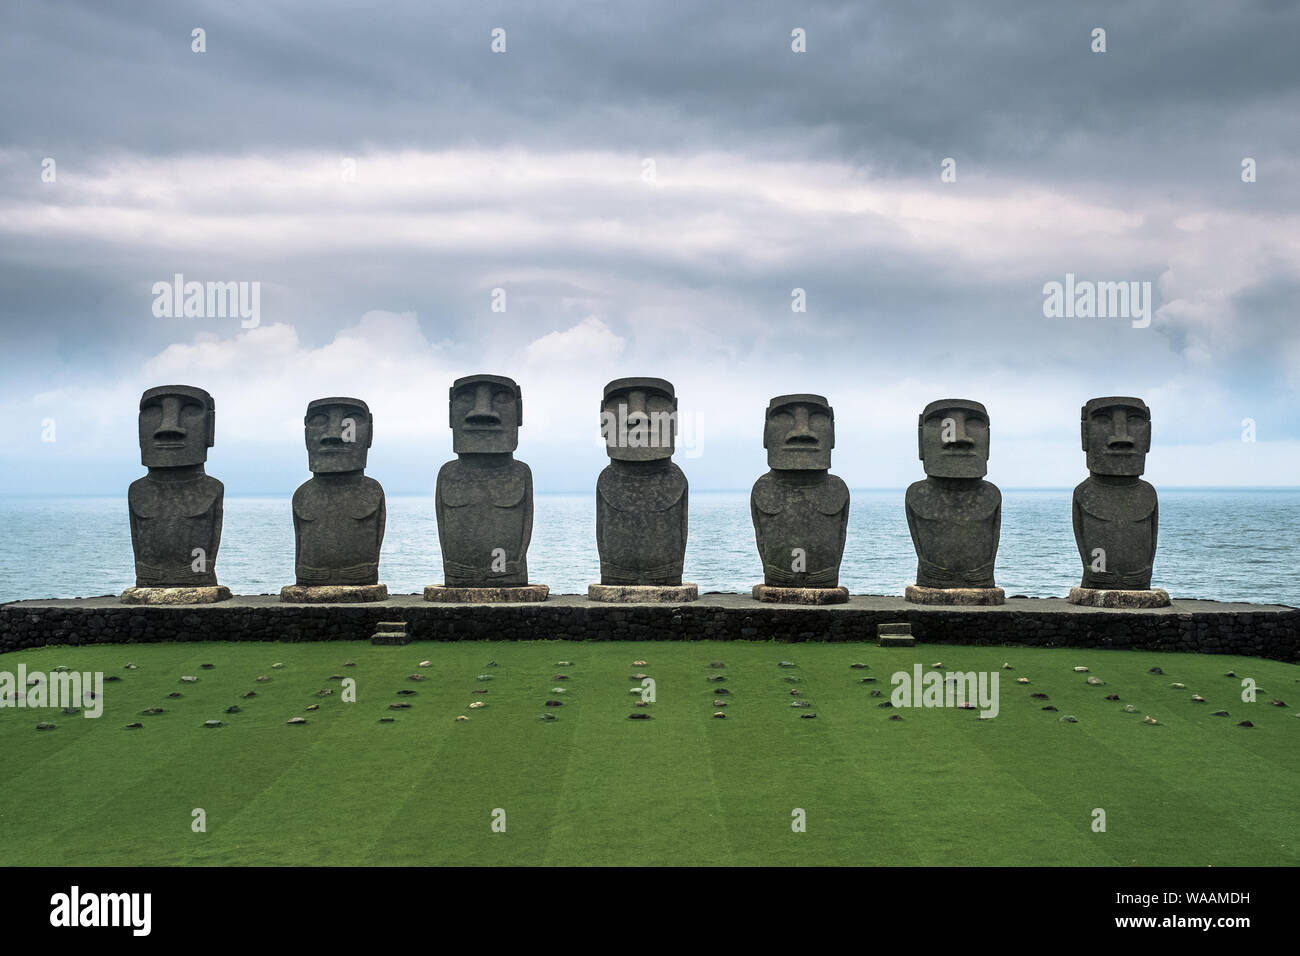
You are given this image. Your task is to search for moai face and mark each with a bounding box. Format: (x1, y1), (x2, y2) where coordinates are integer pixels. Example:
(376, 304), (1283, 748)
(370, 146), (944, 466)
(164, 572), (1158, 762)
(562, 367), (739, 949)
(918, 399), (989, 479)
(601, 377), (676, 462)
(450, 374), (521, 454)
(764, 394), (834, 470)
(1082, 396), (1150, 476)
(138, 385), (214, 468)
(305, 397), (372, 473)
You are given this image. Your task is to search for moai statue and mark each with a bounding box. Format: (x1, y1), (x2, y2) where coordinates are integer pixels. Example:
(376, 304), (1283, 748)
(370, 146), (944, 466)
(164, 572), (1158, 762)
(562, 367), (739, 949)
(589, 377), (697, 602)
(750, 394), (850, 604)
(1068, 397), (1168, 607)
(122, 385), (230, 604)
(425, 374), (549, 602)
(904, 398), (1004, 605)
(280, 397), (388, 603)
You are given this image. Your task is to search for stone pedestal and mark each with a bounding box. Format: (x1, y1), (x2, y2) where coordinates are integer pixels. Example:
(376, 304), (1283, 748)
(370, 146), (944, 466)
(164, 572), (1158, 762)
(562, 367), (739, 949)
(280, 584), (389, 604)
(1068, 587), (1170, 609)
(423, 584), (550, 603)
(588, 583), (698, 603)
(905, 585), (1005, 606)
(120, 586), (232, 605)
(752, 584), (848, 605)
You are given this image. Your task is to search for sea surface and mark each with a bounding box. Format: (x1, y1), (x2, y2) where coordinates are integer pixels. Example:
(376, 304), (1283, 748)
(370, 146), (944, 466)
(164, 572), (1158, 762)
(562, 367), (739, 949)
(1, 490), (1297, 606)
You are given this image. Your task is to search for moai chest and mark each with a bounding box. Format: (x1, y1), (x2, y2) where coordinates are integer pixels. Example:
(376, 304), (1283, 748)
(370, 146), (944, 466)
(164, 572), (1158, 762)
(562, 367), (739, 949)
(128, 475), (222, 585)
(292, 477), (384, 583)
(596, 463), (687, 581)
(1074, 478), (1157, 580)
(752, 473), (848, 585)
(907, 479), (1000, 584)
(437, 460), (530, 575)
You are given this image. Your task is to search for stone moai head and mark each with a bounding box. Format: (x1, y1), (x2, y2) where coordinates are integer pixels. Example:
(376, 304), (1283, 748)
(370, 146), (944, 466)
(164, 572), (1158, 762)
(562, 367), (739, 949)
(1082, 396), (1150, 476)
(918, 398), (989, 479)
(305, 397), (372, 473)
(764, 394), (833, 470)
(138, 384), (215, 468)
(601, 377), (677, 462)
(450, 374), (521, 454)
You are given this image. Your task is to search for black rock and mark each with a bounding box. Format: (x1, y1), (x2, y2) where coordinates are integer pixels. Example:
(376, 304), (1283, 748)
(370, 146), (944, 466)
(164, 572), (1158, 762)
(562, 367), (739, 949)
(627, 712), (652, 720)
(877, 701), (893, 708)
(850, 663), (870, 670)
(1105, 695), (1120, 701)
(396, 689), (416, 696)
(35, 722), (56, 731)
(379, 716), (395, 723)
(539, 713), (557, 721)
(125, 722), (143, 730)
(201, 664), (215, 670)
(710, 661), (725, 669)
(888, 714), (903, 720)
(104, 675), (121, 682)
(1031, 693), (1049, 700)
(1211, 710), (1229, 717)
(1149, 667), (1163, 675)
(800, 713), (817, 719)
(869, 689), (883, 698)
(859, 677), (877, 684)
(242, 691), (257, 699)
(713, 688), (729, 695)
(1042, 705), (1058, 711)
(1237, 721), (1254, 728)
(141, 707), (164, 716)
(225, 705), (241, 714)
(544, 700), (563, 707)
(168, 692), (183, 699)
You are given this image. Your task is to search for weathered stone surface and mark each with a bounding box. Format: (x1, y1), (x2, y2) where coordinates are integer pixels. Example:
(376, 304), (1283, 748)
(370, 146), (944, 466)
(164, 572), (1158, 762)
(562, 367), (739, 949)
(120, 586), (232, 605)
(127, 385), (225, 592)
(905, 399), (1001, 591)
(1068, 587), (1171, 609)
(752, 585), (849, 605)
(3, 594), (1297, 663)
(423, 585), (550, 603)
(281, 584), (389, 604)
(436, 375), (540, 590)
(291, 397), (385, 589)
(595, 378), (689, 586)
(905, 585), (1005, 606)
(751, 395), (849, 590)
(588, 583), (698, 603)
(1073, 397), (1158, 591)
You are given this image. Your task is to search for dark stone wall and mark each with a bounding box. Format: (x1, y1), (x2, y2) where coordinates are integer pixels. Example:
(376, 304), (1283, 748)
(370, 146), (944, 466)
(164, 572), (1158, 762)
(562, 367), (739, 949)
(2, 594), (1297, 663)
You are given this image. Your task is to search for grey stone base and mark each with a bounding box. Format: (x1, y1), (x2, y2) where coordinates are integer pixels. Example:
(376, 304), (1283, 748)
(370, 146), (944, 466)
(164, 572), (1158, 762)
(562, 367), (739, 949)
(423, 585), (550, 603)
(1068, 587), (1171, 609)
(752, 584), (849, 605)
(905, 585), (1005, 606)
(588, 583), (699, 603)
(120, 586), (232, 605)
(280, 584), (389, 604)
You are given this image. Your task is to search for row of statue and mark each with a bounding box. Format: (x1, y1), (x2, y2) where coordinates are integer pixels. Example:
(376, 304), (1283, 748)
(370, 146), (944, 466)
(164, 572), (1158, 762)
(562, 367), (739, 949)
(123, 378), (1167, 609)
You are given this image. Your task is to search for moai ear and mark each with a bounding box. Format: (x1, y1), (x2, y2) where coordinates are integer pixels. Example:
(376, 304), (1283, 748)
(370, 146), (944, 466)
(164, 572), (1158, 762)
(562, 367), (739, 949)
(516, 384), (523, 427)
(449, 386), (455, 430)
(366, 410), (374, 449)
(1080, 405), (1088, 452)
(917, 413), (925, 461)
(207, 396), (216, 448)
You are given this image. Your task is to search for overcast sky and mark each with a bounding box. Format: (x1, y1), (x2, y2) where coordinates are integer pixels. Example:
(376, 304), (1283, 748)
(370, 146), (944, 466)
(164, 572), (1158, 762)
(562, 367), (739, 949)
(3, 0), (1298, 493)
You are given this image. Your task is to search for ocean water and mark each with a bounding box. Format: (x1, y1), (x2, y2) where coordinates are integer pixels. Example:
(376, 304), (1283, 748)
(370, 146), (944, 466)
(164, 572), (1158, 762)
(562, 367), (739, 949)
(1, 490), (1297, 606)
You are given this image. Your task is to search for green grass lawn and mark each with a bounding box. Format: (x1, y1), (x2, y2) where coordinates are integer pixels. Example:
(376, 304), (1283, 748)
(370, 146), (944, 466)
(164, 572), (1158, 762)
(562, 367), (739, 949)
(1, 640), (1297, 866)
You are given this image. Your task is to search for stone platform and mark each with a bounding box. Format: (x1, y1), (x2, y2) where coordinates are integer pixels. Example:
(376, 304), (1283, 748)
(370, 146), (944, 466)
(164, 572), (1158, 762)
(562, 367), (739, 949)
(1068, 587), (1171, 609)
(587, 584), (698, 603)
(905, 585), (1005, 606)
(120, 586), (232, 605)
(2, 593), (1297, 663)
(281, 584), (388, 604)
(423, 585), (550, 603)
(752, 584), (849, 605)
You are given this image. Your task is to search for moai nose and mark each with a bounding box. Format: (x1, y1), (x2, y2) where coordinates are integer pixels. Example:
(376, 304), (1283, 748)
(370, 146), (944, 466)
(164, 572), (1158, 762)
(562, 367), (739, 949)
(465, 383), (502, 426)
(944, 413), (974, 447)
(1107, 408), (1133, 447)
(786, 405), (819, 444)
(153, 396), (187, 441)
